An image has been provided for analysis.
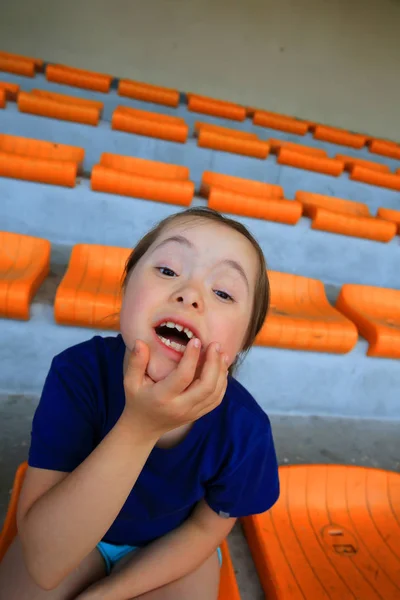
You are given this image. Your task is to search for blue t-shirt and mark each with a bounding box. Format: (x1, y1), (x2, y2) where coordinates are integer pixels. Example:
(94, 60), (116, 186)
(29, 334), (279, 546)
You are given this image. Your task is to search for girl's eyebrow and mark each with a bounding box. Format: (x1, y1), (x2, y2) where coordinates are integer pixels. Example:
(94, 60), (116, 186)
(153, 234), (249, 291)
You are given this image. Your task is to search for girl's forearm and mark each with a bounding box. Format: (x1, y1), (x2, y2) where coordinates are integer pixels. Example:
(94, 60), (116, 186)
(84, 515), (232, 600)
(20, 415), (157, 590)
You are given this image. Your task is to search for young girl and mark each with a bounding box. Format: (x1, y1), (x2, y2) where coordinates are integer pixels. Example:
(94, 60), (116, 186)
(0, 207), (279, 600)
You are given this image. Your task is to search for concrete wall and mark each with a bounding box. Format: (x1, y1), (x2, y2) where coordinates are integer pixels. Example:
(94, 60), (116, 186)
(1, 0), (400, 140)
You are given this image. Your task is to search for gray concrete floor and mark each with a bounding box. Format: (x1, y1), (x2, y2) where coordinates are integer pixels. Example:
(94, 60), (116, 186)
(0, 394), (399, 599)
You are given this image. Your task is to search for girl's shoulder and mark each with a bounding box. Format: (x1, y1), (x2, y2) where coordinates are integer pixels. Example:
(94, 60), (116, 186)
(208, 375), (273, 446)
(53, 334), (123, 369)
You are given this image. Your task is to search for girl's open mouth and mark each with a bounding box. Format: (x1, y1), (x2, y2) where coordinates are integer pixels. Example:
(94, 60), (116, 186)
(154, 320), (197, 355)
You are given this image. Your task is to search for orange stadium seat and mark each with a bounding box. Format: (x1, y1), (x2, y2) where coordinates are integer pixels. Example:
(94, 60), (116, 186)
(112, 106), (188, 143)
(295, 191), (397, 243)
(187, 93), (246, 121)
(0, 89), (5, 108)
(18, 91), (101, 126)
(0, 232), (50, 320)
(242, 465), (400, 600)
(350, 166), (400, 191)
(269, 138), (327, 157)
(46, 63), (113, 93)
(200, 171), (283, 199)
(0, 51), (43, 77)
(0, 133), (85, 167)
(311, 125), (368, 148)
(0, 134), (84, 186)
(0, 462), (240, 600)
(0, 81), (20, 101)
(118, 79), (180, 107)
(54, 244), (131, 329)
(208, 187), (302, 225)
(196, 123), (269, 159)
(253, 111), (309, 135)
(100, 153), (190, 181)
(30, 89), (104, 113)
(255, 271), (358, 353)
(336, 154), (390, 174)
(91, 158), (194, 206)
(368, 139), (400, 160)
(377, 207), (400, 234)
(278, 148), (345, 176)
(336, 284), (400, 359)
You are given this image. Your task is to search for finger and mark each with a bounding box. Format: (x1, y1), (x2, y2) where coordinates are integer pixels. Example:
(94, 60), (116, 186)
(157, 337), (202, 397)
(179, 342), (225, 406)
(124, 340), (150, 393)
(195, 360), (228, 418)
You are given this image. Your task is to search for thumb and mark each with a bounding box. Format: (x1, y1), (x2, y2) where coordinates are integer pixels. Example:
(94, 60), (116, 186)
(125, 340), (150, 392)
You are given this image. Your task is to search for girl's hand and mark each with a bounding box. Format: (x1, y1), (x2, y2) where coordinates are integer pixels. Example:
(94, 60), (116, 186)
(122, 338), (228, 438)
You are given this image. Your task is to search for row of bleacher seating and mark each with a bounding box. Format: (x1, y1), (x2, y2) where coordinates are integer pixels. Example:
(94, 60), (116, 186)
(1, 231), (399, 358)
(2, 91), (400, 188)
(1, 136), (399, 242)
(1, 50), (400, 158)
(1, 462), (399, 599)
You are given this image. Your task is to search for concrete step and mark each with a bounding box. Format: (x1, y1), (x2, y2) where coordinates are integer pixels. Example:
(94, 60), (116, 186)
(2, 179), (399, 289)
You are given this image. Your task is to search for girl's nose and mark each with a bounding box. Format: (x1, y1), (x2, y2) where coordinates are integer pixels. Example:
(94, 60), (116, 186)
(173, 287), (204, 311)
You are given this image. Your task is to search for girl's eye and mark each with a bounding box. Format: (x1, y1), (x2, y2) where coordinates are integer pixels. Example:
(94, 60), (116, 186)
(214, 290), (234, 302)
(157, 267), (177, 277)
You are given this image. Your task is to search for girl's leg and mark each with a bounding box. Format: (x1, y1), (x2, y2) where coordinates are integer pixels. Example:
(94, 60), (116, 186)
(0, 535), (106, 600)
(112, 550), (220, 600)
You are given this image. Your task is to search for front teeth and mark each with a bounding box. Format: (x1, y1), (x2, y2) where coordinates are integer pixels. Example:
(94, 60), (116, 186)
(158, 335), (186, 354)
(159, 321), (195, 339)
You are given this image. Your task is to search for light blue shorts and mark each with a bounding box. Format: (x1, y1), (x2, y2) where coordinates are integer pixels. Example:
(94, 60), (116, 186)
(97, 540), (222, 575)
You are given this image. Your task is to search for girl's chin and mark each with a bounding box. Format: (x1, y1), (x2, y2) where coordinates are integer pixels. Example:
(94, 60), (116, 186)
(146, 358), (177, 383)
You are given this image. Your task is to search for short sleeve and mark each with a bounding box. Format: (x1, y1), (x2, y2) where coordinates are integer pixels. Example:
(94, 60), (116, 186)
(28, 356), (99, 472)
(205, 429), (280, 518)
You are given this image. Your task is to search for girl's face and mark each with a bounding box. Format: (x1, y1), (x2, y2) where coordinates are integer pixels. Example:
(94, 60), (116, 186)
(120, 218), (259, 382)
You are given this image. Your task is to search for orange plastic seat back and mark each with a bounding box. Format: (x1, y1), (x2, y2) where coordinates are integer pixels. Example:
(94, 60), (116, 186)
(188, 93), (246, 121)
(0, 462), (28, 562)
(350, 166), (400, 191)
(0, 133), (85, 167)
(112, 106), (189, 143)
(253, 111), (309, 135)
(336, 284), (400, 358)
(118, 79), (180, 107)
(0, 232), (51, 320)
(208, 187), (302, 226)
(255, 271), (358, 353)
(269, 138), (327, 157)
(312, 125), (368, 148)
(194, 122), (257, 140)
(0, 82), (20, 101)
(377, 207), (400, 233)
(201, 171), (283, 199)
(242, 465), (400, 600)
(18, 92), (101, 126)
(100, 153), (189, 181)
(336, 154), (390, 174)
(278, 148), (344, 176)
(46, 64), (112, 93)
(368, 139), (400, 160)
(55, 244), (132, 329)
(91, 166), (194, 206)
(296, 190), (370, 217)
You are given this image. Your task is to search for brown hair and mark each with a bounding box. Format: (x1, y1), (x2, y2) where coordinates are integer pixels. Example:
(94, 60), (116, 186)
(122, 207), (270, 375)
